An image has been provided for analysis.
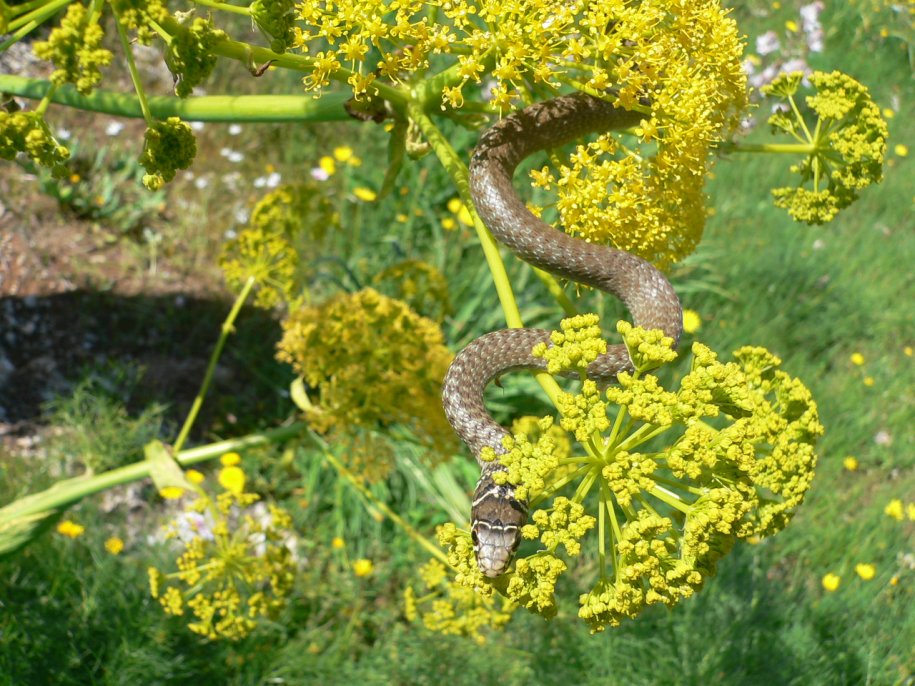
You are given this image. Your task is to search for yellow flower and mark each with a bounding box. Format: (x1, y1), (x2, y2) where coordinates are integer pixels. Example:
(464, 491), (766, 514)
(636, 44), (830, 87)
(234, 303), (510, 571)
(904, 346), (913, 357)
(895, 144), (908, 157)
(353, 186), (377, 202)
(441, 217), (457, 231)
(682, 309), (702, 334)
(332, 536), (345, 549)
(318, 156), (336, 175)
(885, 499), (904, 521)
(850, 352), (865, 365)
(105, 536), (125, 555)
(220, 452), (241, 466)
(907, 503), (915, 521)
(890, 575), (899, 586)
(333, 145), (353, 162)
(218, 466), (246, 495)
(842, 456), (858, 471)
(186, 469), (205, 484)
(882, 108), (895, 119)
(863, 376), (875, 387)
(56, 520), (85, 538)
(353, 559), (374, 576)
(821, 573), (841, 591)
(69, 173), (80, 183)
(159, 486), (185, 500)
(785, 19), (798, 32)
(855, 563), (876, 580)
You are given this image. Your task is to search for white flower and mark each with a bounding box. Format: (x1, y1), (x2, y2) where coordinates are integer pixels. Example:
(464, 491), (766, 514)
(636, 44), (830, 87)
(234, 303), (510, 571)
(800, 2), (824, 29)
(220, 148), (244, 163)
(56, 127), (72, 140)
(756, 31), (780, 56)
(310, 167), (330, 181)
(228, 123), (243, 135)
(194, 176), (209, 189)
(105, 121), (125, 136)
(253, 172), (282, 189)
(190, 121), (206, 131)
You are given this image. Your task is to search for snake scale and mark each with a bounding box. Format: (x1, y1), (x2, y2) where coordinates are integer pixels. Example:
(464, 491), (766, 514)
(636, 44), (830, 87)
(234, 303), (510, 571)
(442, 93), (684, 577)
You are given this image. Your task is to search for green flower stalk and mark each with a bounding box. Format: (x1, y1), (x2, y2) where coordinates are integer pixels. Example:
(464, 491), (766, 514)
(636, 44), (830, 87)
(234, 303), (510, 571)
(32, 2), (113, 95)
(762, 70), (888, 225)
(441, 316), (823, 632)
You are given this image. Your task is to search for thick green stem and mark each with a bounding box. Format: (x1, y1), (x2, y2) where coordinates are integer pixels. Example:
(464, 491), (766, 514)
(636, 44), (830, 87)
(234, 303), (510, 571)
(112, 6), (153, 124)
(0, 75), (355, 122)
(0, 423), (308, 519)
(172, 276), (255, 455)
(192, 0), (251, 15)
(648, 485), (691, 515)
(722, 142), (817, 154)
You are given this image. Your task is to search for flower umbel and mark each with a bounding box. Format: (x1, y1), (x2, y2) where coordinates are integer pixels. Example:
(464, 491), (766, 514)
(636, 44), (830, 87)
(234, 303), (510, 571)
(148, 464), (296, 641)
(763, 70), (888, 224)
(444, 315), (823, 632)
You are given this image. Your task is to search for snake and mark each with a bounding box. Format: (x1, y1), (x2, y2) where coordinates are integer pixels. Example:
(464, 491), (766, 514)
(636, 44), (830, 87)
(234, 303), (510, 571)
(441, 93), (684, 578)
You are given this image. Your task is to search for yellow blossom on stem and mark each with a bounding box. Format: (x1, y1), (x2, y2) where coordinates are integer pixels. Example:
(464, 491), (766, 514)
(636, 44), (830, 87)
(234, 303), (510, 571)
(822, 573), (841, 591)
(842, 456), (859, 471)
(855, 563), (876, 580)
(353, 559), (374, 577)
(884, 499), (904, 521)
(682, 309), (702, 334)
(105, 536), (125, 555)
(56, 520), (85, 538)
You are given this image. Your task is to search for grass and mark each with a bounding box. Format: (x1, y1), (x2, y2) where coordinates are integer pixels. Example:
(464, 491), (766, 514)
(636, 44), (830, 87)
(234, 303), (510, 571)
(1, 2), (913, 684)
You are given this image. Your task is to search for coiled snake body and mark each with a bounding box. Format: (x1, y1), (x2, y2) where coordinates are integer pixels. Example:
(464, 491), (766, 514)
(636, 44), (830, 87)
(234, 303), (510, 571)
(442, 94), (684, 577)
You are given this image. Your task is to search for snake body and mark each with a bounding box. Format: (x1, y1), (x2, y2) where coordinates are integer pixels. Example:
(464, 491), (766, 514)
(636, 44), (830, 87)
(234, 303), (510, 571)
(442, 93), (683, 577)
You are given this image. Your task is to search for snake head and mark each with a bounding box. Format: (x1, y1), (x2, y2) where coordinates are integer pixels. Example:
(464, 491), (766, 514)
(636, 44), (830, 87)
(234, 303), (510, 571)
(471, 475), (527, 577)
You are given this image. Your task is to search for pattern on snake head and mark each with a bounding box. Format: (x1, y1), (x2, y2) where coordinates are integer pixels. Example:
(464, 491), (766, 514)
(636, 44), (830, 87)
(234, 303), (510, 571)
(471, 473), (527, 577)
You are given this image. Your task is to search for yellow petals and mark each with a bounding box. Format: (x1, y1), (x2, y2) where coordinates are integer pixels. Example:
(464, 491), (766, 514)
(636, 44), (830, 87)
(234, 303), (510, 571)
(159, 486), (185, 500)
(907, 503), (915, 521)
(353, 186), (377, 202)
(333, 145), (353, 162)
(855, 564), (876, 581)
(842, 456), (859, 471)
(353, 559), (374, 577)
(331, 536), (345, 549)
(220, 452), (241, 466)
(882, 108), (895, 119)
(822, 573), (841, 591)
(56, 520), (85, 538)
(318, 156), (336, 176)
(863, 376), (875, 387)
(850, 352), (865, 366)
(218, 466), (246, 495)
(441, 217), (457, 231)
(682, 309), (702, 334)
(885, 498), (904, 521)
(785, 19), (798, 32)
(904, 346), (913, 357)
(186, 469), (205, 484)
(895, 144), (908, 157)
(105, 536), (125, 555)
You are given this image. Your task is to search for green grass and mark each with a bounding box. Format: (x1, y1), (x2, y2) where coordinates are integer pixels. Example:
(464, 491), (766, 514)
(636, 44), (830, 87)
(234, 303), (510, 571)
(1, 2), (913, 684)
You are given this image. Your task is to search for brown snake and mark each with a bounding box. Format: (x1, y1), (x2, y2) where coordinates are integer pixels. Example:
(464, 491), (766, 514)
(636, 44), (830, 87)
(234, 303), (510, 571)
(442, 93), (684, 577)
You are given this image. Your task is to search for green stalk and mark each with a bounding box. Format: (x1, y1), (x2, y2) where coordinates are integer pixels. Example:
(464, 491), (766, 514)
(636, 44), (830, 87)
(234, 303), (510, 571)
(617, 422), (671, 453)
(0, 422), (309, 556)
(604, 484), (622, 583)
(172, 276), (255, 455)
(529, 463), (591, 508)
(723, 142), (817, 154)
(647, 485), (691, 515)
(1, 0), (71, 50)
(319, 449), (451, 567)
(112, 5), (153, 124)
(0, 75), (355, 122)
(10, 0), (50, 16)
(531, 267), (578, 317)
(192, 0), (251, 15)
(409, 102), (564, 405)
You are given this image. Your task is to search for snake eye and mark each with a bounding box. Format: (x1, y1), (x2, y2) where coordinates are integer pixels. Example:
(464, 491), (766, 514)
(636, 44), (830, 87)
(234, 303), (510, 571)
(471, 529), (479, 546)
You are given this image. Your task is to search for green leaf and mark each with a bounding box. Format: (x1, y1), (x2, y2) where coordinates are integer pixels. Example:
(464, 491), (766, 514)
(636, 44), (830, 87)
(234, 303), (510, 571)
(145, 440), (193, 494)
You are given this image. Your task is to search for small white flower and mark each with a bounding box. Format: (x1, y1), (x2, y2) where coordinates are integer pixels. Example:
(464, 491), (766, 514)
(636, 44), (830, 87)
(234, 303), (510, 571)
(310, 167), (330, 181)
(756, 31), (780, 56)
(194, 176), (209, 189)
(220, 148), (244, 163)
(56, 127), (72, 140)
(228, 123), (243, 135)
(234, 208), (250, 224)
(224, 229), (238, 240)
(190, 121), (206, 131)
(105, 121), (125, 136)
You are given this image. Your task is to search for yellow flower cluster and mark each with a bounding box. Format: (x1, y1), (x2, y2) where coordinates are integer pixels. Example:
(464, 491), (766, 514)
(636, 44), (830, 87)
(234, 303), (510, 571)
(444, 314), (823, 632)
(0, 111), (70, 177)
(763, 71), (888, 224)
(403, 558), (514, 644)
(480, 416), (561, 502)
(532, 314), (607, 376)
(276, 288), (456, 473)
(220, 182), (337, 308)
(32, 2), (113, 95)
(148, 460), (296, 641)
